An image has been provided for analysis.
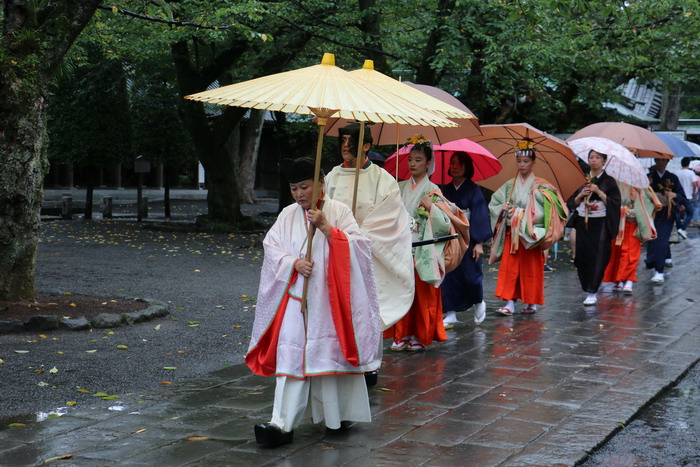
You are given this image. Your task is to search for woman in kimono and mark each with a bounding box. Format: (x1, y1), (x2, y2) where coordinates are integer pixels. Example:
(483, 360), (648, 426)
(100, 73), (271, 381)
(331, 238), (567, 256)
(568, 150), (621, 305)
(385, 140), (450, 351)
(441, 151), (492, 327)
(246, 158), (380, 448)
(488, 141), (568, 315)
(601, 183), (661, 294)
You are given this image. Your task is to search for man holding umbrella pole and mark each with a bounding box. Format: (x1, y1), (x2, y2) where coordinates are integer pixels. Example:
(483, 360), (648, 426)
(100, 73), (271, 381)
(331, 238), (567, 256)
(325, 122), (414, 386)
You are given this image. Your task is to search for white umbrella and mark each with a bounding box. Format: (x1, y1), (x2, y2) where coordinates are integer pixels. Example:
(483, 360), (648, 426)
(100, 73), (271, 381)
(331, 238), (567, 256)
(568, 137), (649, 189)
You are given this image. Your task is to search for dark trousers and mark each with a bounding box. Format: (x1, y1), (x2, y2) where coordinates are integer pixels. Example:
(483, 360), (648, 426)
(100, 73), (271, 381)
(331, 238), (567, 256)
(646, 214), (673, 273)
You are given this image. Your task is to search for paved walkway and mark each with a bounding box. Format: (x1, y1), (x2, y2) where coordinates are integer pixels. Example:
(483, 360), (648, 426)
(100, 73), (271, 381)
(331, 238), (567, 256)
(1, 235), (699, 466)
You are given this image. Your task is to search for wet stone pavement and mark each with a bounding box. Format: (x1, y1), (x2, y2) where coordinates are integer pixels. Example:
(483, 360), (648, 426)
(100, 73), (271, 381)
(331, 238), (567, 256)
(1, 235), (699, 466)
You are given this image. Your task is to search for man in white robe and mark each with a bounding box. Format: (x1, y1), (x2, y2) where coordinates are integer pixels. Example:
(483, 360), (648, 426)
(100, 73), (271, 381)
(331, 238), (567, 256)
(324, 124), (414, 381)
(246, 158), (380, 448)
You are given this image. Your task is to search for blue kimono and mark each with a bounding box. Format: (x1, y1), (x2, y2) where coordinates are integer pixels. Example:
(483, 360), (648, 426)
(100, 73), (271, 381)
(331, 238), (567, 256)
(645, 169), (685, 273)
(440, 180), (492, 312)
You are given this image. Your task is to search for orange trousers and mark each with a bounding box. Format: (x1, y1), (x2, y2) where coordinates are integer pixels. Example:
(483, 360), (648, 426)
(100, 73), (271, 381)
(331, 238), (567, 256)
(384, 269), (447, 346)
(495, 230), (545, 305)
(602, 224), (641, 283)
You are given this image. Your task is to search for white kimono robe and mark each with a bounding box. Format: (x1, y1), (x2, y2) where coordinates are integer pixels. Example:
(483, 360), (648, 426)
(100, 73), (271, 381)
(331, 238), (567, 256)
(246, 198), (380, 378)
(325, 162), (414, 330)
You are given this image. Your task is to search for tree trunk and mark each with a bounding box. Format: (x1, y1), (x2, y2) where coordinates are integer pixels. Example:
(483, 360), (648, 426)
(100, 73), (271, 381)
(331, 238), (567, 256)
(237, 109), (266, 204)
(0, 85), (49, 301)
(199, 140), (242, 224)
(84, 167), (94, 220)
(659, 83), (682, 131)
(358, 0), (391, 74)
(415, 0), (457, 85)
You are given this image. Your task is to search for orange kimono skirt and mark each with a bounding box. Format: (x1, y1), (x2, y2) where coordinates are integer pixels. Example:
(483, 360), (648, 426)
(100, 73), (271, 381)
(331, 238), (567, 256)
(495, 229), (545, 305)
(602, 221), (641, 283)
(384, 269), (447, 346)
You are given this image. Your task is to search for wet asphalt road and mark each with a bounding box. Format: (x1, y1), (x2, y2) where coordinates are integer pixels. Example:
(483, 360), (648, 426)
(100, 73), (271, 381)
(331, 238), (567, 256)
(0, 200), (275, 419)
(584, 362), (700, 466)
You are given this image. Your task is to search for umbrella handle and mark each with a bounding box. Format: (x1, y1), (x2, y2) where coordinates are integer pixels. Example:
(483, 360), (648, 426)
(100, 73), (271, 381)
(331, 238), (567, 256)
(351, 121), (366, 215)
(300, 122), (327, 321)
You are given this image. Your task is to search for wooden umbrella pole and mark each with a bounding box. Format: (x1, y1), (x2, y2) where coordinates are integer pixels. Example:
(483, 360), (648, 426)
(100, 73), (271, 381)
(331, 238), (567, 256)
(351, 121), (366, 215)
(395, 130), (400, 181)
(299, 120), (327, 320)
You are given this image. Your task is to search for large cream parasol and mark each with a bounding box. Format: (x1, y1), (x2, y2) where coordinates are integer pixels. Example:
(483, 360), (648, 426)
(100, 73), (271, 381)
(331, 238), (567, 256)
(186, 53), (456, 315)
(471, 123), (586, 200)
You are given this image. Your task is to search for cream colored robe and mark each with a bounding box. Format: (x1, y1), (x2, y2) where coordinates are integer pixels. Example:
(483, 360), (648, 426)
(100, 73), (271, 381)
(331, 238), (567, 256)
(325, 163), (414, 330)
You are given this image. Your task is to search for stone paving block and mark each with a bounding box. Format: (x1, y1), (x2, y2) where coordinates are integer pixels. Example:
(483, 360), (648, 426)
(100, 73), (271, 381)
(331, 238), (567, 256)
(649, 351), (699, 368)
(85, 412), (168, 434)
(74, 436), (163, 462)
(411, 383), (491, 409)
(632, 360), (690, 381)
(403, 417), (484, 446)
(441, 402), (511, 425)
(158, 406), (246, 431)
(277, 440), (370, 466)
(505, 364), (577, 391)
(570, 364), (632, 385)
(518, 341), (571, 358)
(123, 438), (236, 464)
(368, 387), (417, 416)
(0, 414), (96, 444)
(344, 439), (446, 467)
(506, 401), (576, 425)
(611, 371), (675, 397)
(455, 367), (524, 387)
(500, 441), (588, 466)
(577, 389), (651, 423)
(665, 333), (700, 354)
(379, 372), (456, 397)
(567, 340), (620, 357)
(536, 414), (620, 450)
(206, 387), (275, 411)
(548, 353), (601, 368)
(602, 347), (662, 369)
(424, 442), (517, 467)
(465, 418), (549, 448)
(187, 448), (282, 466)
(488, 355), (542, 370)
(320, 421), (415, 450)
(468, 386), (539, 410)
(535, 378), (609, 409)
(374, 402), (448, 427)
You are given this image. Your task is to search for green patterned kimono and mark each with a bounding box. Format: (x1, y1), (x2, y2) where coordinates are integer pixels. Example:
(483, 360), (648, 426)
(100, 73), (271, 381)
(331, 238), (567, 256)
(399, 176), (451, 286)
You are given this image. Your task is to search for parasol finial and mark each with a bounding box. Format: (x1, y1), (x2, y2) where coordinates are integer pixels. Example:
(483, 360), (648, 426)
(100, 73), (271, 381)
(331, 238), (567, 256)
(363, 60), (375, 70)
(321, 53), (335, 66)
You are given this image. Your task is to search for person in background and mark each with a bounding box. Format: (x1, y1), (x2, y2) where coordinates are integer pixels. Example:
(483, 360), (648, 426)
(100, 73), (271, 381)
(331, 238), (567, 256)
(568, 150), (621, 306)
(385, 140), (450, 351)
(325, 123), (414, 386)
(440, 151), (491, 327)
(488, 141), (568, 315)
(674, 157), (696, 239)
(645, 158), (685, 284)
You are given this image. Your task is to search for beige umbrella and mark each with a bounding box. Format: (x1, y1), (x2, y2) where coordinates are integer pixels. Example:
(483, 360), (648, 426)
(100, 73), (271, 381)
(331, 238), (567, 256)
(186, 53), (456, 315)
(471, 123), (586, 200)
(567, 122), (674, 159)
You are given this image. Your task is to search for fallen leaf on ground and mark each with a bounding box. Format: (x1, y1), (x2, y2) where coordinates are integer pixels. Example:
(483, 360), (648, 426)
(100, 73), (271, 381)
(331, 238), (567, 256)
(49, 367), (58, 374)
(133, 429), (146, 434)
(160, 382), (172, 385)
(39, 334), (47, 339)
(76, 388), (90, 393)
(101, 395), (119, 400)
(187, 436), (209, 440)
(42, 453), (73, 463)
(38, 382), (49, 387)
(14, 350), (29, 354)
(66, 401), (77, 407)
(92, 392), (109, 397)
(8, 423), (26, 428)
(116, 345), (128, 350)
(163, 367), (176, 370)
(85, 350), (97, 353)
(154, 324), (161, 331)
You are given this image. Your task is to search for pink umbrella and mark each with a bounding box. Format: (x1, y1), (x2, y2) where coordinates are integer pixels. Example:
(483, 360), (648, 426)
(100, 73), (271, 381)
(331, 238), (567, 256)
(384, 138), (501, 184)
(567, 137), (649, 189)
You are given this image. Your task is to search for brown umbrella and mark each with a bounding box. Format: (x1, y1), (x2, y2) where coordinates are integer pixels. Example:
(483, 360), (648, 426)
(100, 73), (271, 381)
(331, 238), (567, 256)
(471, 123), (585, 200)
(567, 122), (674, 159)
(322, 61), (480, 145)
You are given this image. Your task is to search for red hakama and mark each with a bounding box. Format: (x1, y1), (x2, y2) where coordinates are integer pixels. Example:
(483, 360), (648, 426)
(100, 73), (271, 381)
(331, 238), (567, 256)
(602, 221), (641, 283)
(384, 269), (447, 346)
(495, 229), (545, 305)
